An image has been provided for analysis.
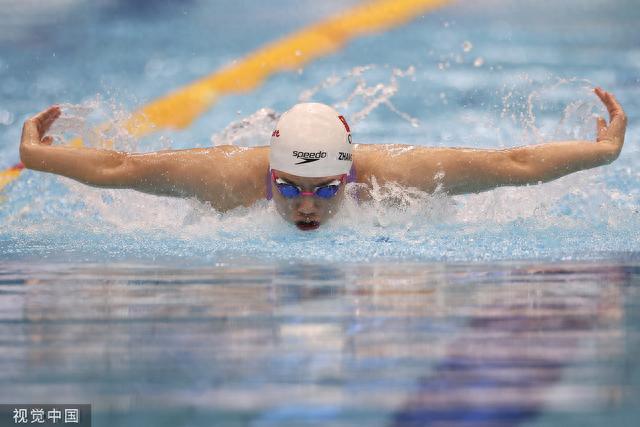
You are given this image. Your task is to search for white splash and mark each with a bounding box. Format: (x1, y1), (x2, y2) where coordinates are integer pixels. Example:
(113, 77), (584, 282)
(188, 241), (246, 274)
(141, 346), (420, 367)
(210, 108), (279, 147)
(299, 65), (420, 128)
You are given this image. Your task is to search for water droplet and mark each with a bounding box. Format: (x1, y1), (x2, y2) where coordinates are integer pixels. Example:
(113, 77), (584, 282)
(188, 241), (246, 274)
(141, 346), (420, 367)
(473, 57), (484, 67)
(462, 41), (473, 53)
(0, 109), (14, 125)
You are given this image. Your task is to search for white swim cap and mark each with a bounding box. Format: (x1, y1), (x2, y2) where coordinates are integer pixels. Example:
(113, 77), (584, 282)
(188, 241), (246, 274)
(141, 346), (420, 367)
(269, 103), (353, 177)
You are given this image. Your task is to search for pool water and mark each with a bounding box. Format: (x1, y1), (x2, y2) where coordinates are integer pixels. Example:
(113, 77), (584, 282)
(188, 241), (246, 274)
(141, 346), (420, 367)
(1, 261), (638, 426)
(0, 0), (639, 425)
(1, 0), (638, 263)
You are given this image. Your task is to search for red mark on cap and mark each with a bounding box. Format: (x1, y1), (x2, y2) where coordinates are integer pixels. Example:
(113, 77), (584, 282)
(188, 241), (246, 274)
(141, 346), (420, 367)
(272, 130), (280, 137)
(338, 116), (350, 133)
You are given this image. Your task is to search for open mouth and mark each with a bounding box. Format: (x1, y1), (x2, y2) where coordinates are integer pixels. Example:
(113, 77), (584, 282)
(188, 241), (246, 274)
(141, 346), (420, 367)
(295, 220), (320, 231)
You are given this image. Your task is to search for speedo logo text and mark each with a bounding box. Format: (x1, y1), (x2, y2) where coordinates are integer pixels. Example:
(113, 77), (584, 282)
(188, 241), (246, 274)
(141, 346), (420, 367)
(293, 151), (327, 164)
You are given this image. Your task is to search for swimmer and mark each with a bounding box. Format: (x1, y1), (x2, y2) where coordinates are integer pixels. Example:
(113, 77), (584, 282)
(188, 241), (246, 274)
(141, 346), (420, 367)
(20, 87), (627, 231)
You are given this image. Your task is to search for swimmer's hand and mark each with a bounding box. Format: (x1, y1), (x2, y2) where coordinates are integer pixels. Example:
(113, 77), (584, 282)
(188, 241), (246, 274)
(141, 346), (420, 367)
(594, 87), (627, 161)
(20, 105), (61, 155)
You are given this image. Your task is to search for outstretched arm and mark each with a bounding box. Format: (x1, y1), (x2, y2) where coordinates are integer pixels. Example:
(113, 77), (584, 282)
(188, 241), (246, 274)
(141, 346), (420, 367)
(354, 88), (627, 195)
(20, 106), (269, 211)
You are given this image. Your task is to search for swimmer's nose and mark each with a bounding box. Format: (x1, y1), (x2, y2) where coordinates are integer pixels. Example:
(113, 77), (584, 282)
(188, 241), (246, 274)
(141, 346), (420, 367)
(296, 195), (318, 215)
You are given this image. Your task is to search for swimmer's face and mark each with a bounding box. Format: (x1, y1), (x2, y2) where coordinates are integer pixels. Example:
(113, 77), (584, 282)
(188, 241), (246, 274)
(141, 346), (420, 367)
(271, 170), (346, 231)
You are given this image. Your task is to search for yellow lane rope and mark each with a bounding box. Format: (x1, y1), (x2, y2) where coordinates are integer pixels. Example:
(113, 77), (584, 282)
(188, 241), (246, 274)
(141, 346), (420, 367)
(1, 0), (451, 191)
(0, 164), (24, 191)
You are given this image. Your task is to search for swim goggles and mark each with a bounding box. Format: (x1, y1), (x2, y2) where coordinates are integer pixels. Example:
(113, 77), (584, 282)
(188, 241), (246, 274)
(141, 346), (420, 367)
(271, 170), (345, 199)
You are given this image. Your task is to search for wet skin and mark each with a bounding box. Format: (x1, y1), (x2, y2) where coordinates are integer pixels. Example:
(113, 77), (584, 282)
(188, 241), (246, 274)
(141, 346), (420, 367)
(270, 169), (346, 231)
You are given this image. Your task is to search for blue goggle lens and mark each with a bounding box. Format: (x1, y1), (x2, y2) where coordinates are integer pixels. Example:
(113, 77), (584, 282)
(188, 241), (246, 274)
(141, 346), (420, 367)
(315, 185), (340, 198)
(275, 182), (341, 199)
(277, 184), (301, 198)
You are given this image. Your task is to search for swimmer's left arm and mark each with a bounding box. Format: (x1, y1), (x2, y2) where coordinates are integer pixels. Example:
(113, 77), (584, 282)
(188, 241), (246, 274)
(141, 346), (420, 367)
(19, 105), (269, 211)
(355, 88), (627, 195)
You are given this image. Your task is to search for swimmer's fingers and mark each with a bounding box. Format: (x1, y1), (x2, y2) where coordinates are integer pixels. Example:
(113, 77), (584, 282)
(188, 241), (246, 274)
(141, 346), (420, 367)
(594, 87), (614, 117)
(21, 118), (41, 146)
(21, 106), (61, 145)
(594, 88), (627, 146)
(594, 88), (627, 126)
(34, 105), (61, 135)
(607, 92), (627, 139)
(596, 117), (608, 142)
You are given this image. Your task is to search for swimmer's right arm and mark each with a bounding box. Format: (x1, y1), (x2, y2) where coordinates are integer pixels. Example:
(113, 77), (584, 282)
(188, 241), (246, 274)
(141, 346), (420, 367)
(355, 88), (627, 195)
(20, 106), (269, 211)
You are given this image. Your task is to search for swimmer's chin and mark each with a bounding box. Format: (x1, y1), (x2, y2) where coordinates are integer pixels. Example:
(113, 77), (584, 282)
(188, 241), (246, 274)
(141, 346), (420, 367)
(295, 220), (321, 231)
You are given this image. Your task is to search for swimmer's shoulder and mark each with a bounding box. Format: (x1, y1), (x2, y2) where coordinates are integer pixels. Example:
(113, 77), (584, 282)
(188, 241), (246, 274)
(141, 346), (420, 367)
(209, 144), (267, 157)
(353, 143), (437, 186)
(211, 144), (269, 182)
(204, 145), (269, 171)
(197, 145), (269, 210)
(352, 143), (410, 184)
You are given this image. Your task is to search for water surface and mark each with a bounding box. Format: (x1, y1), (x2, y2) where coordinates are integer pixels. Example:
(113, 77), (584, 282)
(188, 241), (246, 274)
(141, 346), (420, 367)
(1, 260), (638, 426)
